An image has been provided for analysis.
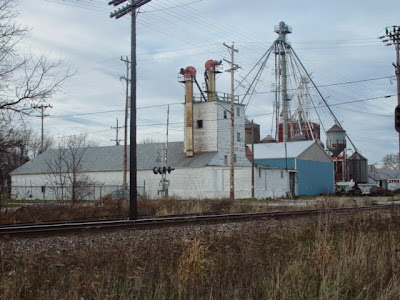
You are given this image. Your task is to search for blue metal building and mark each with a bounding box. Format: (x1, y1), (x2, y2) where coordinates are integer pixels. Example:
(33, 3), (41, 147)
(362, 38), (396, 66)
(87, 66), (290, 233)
(252, 140), (334, 196)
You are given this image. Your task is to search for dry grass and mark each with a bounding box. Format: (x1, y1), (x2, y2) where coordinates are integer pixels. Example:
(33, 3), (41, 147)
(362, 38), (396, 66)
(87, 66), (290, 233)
(0, 197), (268, 224)
(1, 209), (400, 299)
(0, 195), (395, 225)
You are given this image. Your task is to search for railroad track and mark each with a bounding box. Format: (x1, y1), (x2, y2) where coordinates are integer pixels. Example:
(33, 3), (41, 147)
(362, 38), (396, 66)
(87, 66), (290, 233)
(1, 203), (399, 237)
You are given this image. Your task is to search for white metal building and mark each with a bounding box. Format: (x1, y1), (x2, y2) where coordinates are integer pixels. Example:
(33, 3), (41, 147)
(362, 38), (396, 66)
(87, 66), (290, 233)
(11, 99), (292, 200)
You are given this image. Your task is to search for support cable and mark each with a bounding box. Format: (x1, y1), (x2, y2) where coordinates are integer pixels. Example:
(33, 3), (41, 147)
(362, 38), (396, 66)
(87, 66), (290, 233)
(291, 47), (358, 151)
(242, 47), (273, 108)
(237, 44), (274, 98)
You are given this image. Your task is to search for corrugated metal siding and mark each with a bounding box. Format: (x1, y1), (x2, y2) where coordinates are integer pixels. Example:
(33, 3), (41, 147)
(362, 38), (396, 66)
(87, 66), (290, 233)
(348, 158), (368, 183)
(254, 158), (296, 170)
(255, 158), (334, 196)
(297, 160), (334, 195)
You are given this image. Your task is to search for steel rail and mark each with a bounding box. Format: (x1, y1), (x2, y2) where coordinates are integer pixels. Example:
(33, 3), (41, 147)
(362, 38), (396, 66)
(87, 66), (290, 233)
(1, 203), (398, 237)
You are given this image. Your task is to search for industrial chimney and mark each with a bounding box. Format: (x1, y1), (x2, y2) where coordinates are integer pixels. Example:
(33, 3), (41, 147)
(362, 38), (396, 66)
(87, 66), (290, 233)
(179, 66), (196, 157)
(204, 60), (222, 101)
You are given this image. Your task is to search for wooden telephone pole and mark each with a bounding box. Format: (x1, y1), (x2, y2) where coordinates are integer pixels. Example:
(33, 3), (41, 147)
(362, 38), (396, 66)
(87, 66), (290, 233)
(34, 104), (52, 154)
(224, 42), (239, 200)
(109, 0), (153, 219)
(121, 56), (130, 187)
(111, 118), (123, 145)
(380, 26), (400, 162)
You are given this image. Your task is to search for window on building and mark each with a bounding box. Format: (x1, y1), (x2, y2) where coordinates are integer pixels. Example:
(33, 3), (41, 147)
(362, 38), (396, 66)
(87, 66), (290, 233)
(259, 168), (262, 177)
(224, 155), (228, 165)
(281, 171), (284, 178)
(236, 107), (240, 116)
(237, 132), (240, 142)
(197, 120), (203, 128)
(234, 154), (237, 163)
(224, 110), (227, 119)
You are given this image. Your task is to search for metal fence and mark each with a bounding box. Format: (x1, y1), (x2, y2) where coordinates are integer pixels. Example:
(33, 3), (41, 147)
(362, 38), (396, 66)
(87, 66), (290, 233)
(8, 184), (146, 202)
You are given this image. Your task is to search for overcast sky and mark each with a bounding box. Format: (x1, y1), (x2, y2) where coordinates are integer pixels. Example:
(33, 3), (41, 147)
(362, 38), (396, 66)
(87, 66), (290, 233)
(17, 0), (399, 164)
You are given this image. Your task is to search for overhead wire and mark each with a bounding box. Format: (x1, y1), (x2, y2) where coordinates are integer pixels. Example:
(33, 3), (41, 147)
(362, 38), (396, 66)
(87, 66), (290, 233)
(40, 0), (397, 147)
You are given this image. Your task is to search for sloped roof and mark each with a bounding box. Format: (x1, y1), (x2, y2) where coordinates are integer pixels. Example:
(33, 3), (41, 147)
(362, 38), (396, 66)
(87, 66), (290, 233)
(251, 140), (318, 160)
(368, 168), (400, 181)
(260, 135), (276, 143)
(11, 142), (220, 175)
(348, 151), (367, 161)
(326, 124), (346, 133)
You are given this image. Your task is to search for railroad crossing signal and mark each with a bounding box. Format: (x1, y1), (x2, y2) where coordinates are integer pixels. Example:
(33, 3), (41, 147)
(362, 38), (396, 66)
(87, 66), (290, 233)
(395, 105), (400, 133)
(153, 166), (175, 175)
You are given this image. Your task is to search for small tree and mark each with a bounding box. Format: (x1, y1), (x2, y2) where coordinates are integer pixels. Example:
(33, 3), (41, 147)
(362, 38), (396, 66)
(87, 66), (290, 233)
(140, 137), (160, 144)
(0, 119), (40, 189)
(381, 153), (399, 169)
(45, 135), (95, 203)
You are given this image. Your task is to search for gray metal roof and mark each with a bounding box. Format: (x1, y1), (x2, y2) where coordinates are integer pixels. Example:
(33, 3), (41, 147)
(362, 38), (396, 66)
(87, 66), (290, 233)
(368, 168), (400, 181)
(11, 142), (220, 175)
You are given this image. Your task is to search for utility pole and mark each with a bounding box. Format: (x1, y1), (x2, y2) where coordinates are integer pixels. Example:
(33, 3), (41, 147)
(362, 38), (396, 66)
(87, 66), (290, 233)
(251, 119), (255, 199)
(111, 118), (123, 145)
(224, 42), (239, 200)
(109, 0), (153, 220)
(380, 26), (400, 163)
(162, 105), (170, 197)
(121, 56), (130, 187)
(34, 104), (52, 154)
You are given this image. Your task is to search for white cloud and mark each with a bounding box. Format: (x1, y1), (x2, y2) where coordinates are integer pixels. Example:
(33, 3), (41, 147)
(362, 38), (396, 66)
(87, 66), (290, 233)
(16, 0), (400, 164)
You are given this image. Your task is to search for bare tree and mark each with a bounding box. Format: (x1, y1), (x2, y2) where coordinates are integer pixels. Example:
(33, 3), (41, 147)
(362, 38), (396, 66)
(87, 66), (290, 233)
(382, 153), (399, 169)
(29, 134), (54, 157)
(45, 135), (95, 203)
(0, 119), (35, 190)
(0, 0), (74, 116)
(44, 143), (68, 201)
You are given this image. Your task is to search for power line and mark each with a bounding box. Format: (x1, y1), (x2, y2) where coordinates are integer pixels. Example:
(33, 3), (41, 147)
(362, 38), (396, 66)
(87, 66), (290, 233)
(50, 102), (182, 118)
(140, 0), (203, 13)
(44, 75), (394, 120)
(47, 93), (396, 141)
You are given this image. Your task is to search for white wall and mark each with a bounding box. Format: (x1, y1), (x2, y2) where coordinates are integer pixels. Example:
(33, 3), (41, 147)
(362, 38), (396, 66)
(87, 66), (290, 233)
(254, 166), (292, 199)
(212, 101), (250, 167)
(193, 101), (218, 152)
(12, 165), (291, 200)
(140, 166), (253, 199)
(192, 101), (250, 167)
(11, 171), (128, 201)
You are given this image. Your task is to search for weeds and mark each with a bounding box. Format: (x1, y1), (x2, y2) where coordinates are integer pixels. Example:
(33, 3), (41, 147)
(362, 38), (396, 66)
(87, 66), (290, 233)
(1, 195), (398, 225)
(1, 210), (400, 299)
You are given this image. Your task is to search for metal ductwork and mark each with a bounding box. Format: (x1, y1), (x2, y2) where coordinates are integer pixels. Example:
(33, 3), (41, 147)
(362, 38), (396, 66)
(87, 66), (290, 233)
(204, 60), (222, 102)
(179, 66), (196, 157)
